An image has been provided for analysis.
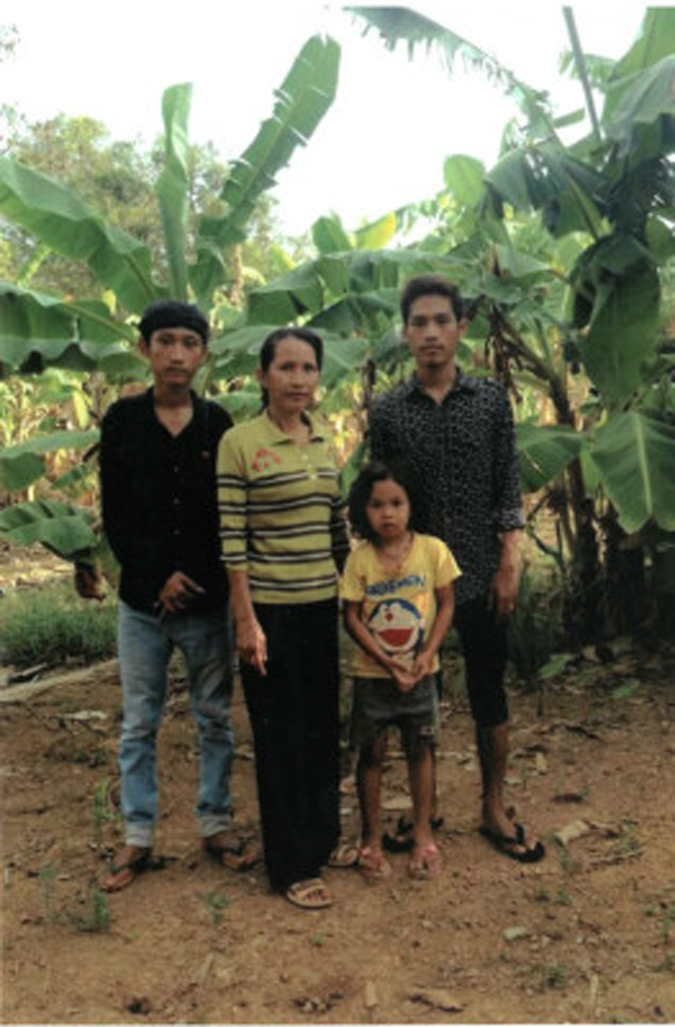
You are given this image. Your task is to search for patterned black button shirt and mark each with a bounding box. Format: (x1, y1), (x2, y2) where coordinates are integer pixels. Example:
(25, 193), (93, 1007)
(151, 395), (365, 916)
(368, 368), (524, 605)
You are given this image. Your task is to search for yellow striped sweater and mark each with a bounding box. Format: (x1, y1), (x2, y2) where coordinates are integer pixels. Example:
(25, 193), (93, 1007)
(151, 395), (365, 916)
(217, 411), (349, 604)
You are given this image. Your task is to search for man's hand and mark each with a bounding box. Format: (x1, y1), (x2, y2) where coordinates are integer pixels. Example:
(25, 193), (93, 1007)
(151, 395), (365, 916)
(490, 530), (522, 618)
(236, 616), (268, 676)
(158, 571), (205, 614)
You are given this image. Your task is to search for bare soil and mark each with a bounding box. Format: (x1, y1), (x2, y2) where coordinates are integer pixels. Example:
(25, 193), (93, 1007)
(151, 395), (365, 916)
(2, 551), (675, 1024)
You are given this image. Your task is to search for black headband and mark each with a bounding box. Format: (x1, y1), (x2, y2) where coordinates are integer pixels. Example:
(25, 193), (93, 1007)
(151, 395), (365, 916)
(138, 301), (209, 344)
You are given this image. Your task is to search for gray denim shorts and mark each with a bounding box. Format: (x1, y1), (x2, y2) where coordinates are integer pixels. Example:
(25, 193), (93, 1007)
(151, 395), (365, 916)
(350, 674), (439, 757)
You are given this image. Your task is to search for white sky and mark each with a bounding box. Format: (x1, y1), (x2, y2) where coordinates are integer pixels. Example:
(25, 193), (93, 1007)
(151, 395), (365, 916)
(0, 1), (651, 236)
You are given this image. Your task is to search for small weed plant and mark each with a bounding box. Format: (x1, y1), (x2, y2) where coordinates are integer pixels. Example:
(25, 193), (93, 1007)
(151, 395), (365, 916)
(0, 580), (117, 667)
(91, 778), (120, 846)
(37, 863), (57, 922)
(543, 963), (568, 989)
(203, 889), (230, 926)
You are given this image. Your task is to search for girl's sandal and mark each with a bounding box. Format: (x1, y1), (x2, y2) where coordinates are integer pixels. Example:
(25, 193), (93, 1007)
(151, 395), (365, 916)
(328, 839), (359, 868)
(285, 878), (333, 910)
(408, 841), (441, 880)
(358, 845), (392, 880)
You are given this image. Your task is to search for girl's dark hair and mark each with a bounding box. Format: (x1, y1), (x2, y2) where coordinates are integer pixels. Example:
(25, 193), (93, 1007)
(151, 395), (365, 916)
(348, 459), (418, 542)
(259, 326), (324, 408)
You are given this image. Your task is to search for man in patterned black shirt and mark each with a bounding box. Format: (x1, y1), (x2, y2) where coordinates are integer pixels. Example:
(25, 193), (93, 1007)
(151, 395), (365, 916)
(369, 275), (544, 862)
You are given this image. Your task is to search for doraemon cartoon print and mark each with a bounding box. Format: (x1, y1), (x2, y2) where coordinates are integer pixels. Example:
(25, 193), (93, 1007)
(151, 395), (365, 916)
(367, 597), (426, 666)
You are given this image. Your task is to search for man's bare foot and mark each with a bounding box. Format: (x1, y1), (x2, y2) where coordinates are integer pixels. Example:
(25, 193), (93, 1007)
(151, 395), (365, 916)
(101, 845), (152, 892)
(203, 831), (261, 871)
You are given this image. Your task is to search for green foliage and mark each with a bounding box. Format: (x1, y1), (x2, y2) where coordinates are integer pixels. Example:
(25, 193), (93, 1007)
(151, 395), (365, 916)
(542, 963), (568, 989)
(69, 888), (112, 934)
(0, 429), (98, 492)
(590, 412), (675, 533)
(347, 6), (552, 127)
(0, 155), (158, 311)
(516, 424), (583, 494)
(37, 863), (57, 922)
(0, 500), (98, 557)
(202, 889), (231, 926)
(0, 581), (117, 667)
(507, 563), (566, 685)
(190, 35), (340, 306)
(91, 778), (119, 846)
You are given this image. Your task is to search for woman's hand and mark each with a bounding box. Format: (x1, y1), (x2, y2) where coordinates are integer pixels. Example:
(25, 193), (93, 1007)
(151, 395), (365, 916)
(236, 616), (268, 676)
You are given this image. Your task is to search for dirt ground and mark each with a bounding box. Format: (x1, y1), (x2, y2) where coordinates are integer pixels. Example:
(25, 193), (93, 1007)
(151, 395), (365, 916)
(2, 551), (675, 1025)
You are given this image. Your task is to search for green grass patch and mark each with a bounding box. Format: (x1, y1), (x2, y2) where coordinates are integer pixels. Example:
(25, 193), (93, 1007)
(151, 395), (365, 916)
(0, 581), (117, 667)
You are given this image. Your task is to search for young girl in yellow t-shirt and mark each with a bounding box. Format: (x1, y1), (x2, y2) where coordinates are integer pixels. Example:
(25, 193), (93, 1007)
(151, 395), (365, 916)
(342, 460), (461, 880)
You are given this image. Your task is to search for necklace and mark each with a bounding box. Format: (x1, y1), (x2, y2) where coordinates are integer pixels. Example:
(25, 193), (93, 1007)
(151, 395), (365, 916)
(376, 532), (414, 575)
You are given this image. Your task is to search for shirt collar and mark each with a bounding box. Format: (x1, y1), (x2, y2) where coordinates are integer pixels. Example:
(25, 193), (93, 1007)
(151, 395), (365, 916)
(405, 366), (476, 400)
(261, 409), (325, 443)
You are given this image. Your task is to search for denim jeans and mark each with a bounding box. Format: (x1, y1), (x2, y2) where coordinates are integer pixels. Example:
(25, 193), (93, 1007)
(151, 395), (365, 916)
(117, 599), (234, 847)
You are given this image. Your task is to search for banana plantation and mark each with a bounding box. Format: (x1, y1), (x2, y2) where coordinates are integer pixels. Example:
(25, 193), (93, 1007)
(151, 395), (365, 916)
(1, 7), (674, 657)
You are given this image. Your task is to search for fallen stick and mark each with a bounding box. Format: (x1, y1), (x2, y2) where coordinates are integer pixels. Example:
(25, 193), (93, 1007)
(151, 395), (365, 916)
(0, 659), (119, 704)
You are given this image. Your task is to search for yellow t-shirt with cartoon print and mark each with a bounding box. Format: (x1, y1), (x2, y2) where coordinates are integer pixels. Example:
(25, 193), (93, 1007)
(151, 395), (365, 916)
(341, 533), (461, 679)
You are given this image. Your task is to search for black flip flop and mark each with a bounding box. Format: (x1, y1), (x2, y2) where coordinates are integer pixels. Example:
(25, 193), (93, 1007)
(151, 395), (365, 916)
(479, 822), (545, 863)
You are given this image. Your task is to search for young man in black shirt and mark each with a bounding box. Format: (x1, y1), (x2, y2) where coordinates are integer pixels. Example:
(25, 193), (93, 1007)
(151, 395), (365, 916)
(100, 300), (238, 890)
(369, 275), (544, 863)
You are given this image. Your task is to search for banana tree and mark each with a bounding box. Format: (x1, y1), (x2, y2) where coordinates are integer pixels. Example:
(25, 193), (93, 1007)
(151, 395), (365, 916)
(0, 34), (341, 564)
(244, 7), (675, 639)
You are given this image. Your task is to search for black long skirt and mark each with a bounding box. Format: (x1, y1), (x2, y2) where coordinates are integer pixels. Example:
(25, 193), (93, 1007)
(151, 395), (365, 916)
(240, 598), (341, 891)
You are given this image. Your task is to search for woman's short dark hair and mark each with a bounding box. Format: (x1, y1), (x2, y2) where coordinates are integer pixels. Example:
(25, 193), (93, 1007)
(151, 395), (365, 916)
(348, 459), (419, 542)
(259, 326), (324, 408)
(400, 275), (464, 325)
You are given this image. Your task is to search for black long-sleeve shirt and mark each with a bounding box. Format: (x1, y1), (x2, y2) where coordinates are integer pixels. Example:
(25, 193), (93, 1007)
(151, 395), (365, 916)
(368, 369), (524, 604)
(100, 388), (232, 614)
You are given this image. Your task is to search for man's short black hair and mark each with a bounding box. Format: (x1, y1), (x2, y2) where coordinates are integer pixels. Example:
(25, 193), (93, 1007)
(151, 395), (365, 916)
(400, 275), (464, 325)
(138, 300), (210, 345)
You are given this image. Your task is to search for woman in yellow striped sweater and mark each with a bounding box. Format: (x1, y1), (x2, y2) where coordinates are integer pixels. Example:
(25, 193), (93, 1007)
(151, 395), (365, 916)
(217, 327), (350, 909)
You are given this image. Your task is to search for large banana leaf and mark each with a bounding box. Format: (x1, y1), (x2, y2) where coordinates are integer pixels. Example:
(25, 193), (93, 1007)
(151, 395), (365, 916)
(0, 499), (98, 559)
(590, 411), (675, 532)
(347, 6), (553, 130)
(190, 35), (340, 304)
(486, 149), (605, 238)
(573, 236), (660, 406)
(246, 247), (461, 326)
(604, 56), (675, 160)
(443, 155), (486, 208)
(610, 8), (675, 83)
(0, 282), (135, 369)
(516, 423), (584, 493)
(156, 84), (192, 300)
(210, 323), (369, 388)
(0, 429), (99, 493)
(0, 158), (157, 311)
(312, 215), (353, 254)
